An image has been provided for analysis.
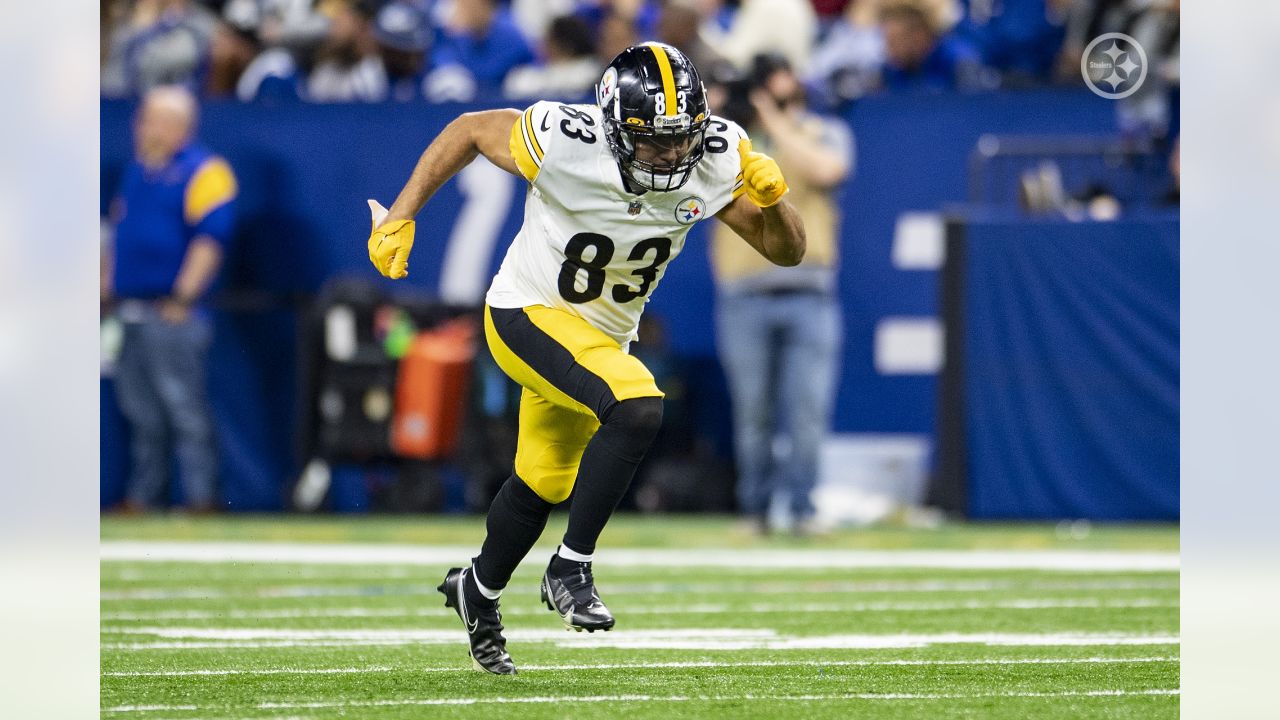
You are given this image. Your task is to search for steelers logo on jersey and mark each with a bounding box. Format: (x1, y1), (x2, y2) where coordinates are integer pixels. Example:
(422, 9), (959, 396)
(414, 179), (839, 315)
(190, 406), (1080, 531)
(675, 196), (706, 225)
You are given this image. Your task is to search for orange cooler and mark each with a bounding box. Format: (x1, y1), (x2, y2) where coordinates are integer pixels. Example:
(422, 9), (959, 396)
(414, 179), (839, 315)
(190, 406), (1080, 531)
(391, 319), (476, 459)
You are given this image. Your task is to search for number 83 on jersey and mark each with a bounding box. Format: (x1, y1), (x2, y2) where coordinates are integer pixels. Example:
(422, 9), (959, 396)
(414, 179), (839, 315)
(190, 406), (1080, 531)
(558, 232), (672, 304)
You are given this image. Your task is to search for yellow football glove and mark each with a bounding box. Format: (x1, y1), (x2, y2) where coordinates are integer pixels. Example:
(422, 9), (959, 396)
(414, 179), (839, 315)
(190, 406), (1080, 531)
(366, 199), (415, 279)
(738, 138), (789, 208)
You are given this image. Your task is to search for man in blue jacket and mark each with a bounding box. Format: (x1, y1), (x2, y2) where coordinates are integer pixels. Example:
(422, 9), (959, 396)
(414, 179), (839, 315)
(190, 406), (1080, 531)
(103, 85), (236, 513)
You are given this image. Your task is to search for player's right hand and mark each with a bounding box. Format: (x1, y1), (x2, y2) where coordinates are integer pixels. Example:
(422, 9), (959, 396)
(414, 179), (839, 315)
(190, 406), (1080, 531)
(367, 199), (415, 279)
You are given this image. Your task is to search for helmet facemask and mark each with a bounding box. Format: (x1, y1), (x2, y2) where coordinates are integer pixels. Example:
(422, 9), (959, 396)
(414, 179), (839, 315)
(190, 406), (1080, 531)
(609, 119), (708, 192)
(598, 43), (711, 193)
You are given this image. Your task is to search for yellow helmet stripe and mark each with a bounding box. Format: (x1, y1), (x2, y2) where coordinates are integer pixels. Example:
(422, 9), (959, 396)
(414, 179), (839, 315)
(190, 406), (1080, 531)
(646, 42), (677, 117)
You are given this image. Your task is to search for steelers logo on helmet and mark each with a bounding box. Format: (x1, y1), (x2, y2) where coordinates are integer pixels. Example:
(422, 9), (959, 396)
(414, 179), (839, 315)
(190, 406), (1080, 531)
(599, 42), (710, 192)
(597, 66), (618, 108)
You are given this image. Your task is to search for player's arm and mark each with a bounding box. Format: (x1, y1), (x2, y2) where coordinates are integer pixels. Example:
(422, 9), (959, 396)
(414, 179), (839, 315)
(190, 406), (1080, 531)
(384, 109), (522, 224)
(715, 139), (806, 267)
(368, 109), (521, 279)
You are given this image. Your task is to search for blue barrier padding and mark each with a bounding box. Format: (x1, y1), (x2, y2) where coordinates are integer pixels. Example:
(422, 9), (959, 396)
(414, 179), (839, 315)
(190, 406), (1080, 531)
(963, 214), (1179, 520)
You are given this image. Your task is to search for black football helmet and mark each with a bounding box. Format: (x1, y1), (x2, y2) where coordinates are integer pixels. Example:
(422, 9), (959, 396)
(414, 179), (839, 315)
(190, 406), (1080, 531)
(597, 42), (710, 192)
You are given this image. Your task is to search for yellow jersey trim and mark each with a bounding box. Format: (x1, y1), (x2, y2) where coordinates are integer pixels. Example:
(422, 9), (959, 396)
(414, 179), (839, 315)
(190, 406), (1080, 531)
(524, 108), (544, 161)
(509, 110), (541, 183)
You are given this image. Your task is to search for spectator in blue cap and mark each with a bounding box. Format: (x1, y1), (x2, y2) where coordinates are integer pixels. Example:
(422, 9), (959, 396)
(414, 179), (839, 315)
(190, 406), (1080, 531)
(306, 0), (388, 102)
(374, 0), (433, 101)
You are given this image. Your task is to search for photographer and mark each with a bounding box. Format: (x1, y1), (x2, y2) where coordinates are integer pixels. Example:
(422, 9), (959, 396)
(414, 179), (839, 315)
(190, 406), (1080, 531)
(709, 54), (853, 537)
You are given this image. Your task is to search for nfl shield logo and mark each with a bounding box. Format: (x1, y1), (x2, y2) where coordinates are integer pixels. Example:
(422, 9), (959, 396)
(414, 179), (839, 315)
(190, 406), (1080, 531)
(674, 196), (706, 225)
(628, 200), (643, 216)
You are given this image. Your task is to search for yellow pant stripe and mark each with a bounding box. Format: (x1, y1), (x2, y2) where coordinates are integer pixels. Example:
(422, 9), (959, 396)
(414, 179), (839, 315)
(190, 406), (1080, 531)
(646, 42), (677, 117)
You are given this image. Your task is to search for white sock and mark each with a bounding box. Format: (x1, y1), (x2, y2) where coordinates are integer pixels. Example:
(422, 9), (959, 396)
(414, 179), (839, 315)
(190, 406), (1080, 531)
(470, 565), (502, 600)
(557, 544), (594, 563)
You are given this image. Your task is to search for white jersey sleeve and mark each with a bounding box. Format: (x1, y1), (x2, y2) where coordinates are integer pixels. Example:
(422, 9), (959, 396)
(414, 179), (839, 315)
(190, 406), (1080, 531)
(507, 100), (561, 188)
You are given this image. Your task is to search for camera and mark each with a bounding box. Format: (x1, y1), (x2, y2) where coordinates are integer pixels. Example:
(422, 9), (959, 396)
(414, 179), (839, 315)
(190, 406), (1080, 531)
(708, 53), (794, 129)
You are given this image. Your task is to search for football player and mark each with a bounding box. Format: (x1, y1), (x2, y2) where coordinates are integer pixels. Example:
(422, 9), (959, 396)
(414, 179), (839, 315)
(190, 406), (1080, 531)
(367, 42), (805, 674)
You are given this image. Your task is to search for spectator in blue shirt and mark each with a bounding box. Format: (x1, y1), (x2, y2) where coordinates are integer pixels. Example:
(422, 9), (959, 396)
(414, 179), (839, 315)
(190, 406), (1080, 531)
(101, 0), (219, 98)
(425, 0), (535, 102)
(103, 86), (236, 514)
(877, 0), (990, 93)
(954, 0), (1067, 85)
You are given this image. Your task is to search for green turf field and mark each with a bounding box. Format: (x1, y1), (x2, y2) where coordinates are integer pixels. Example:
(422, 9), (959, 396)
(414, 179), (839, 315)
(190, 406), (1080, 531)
(101, 516), (1179, 719)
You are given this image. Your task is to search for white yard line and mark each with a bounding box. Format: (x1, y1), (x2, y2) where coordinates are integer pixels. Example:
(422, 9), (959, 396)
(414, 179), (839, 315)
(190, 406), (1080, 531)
(101, 626), (1180, 651)
(103, 655), (1179, 677)
(100, 541), (1179, 571)
(101, 597), (1177, 622)
(99, 577), (1179, 602)
(101, 688), (1179, 713)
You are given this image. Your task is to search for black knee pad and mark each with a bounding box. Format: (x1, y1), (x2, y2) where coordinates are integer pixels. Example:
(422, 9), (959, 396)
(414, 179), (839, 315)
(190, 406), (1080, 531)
(603, 397), (664, 440)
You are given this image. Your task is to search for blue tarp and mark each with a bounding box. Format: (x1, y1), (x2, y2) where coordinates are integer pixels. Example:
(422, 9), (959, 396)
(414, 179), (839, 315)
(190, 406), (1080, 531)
(964, 215), (1179, 520)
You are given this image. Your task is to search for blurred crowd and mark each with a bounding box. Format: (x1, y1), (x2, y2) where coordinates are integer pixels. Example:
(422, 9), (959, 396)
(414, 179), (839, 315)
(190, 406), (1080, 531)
(101, 0), (1180, 112)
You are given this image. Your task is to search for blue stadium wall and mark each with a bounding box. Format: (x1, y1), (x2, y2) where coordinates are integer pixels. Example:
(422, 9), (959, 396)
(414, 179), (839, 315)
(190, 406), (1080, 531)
(102, 90), (1175, 517)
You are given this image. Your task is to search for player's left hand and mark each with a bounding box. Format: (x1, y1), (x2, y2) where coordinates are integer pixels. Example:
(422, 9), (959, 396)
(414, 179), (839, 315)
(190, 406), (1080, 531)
(367, 199), (415, 279)
(738, 138), (789, 208)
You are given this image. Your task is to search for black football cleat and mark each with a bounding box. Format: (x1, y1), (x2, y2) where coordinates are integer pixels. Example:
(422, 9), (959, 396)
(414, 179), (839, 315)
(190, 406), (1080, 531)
(540, 554), (616, 632)
(437, 567), (517, 675)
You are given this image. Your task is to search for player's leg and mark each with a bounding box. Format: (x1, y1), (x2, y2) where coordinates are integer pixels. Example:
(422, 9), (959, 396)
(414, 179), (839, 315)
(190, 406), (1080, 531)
(716, 292), (779, 533)
(439, 391), (595, 675)
(485, 304), (664, 630)
(472, 389), (597, 595)
(777, 293), (842, 533)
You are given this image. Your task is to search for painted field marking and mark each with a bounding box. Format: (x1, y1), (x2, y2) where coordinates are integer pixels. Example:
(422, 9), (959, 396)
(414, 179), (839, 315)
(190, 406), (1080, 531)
(100, 597), (1177, 622)
(101, 688), (1180, 713)
(100, 541), (1180, 571)
(103, 655), (1179, 678)
(102, 627), (1180, 651)
(99, 577), (1179, 602)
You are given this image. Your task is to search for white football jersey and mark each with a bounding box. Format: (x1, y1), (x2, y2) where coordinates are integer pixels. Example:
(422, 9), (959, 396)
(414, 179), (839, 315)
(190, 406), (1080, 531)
(486, 101), (748, 347)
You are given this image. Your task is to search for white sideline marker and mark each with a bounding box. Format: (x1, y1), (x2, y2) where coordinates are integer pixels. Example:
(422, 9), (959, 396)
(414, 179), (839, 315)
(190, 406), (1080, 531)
(100, 541), (1180, 571)
(103, 656), (1179, 677)
(102, 626), (1180, 651)
(100, 597), (1177, 622)
(99, 577), (1180, 602)
(101, 688), (1179, 713)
